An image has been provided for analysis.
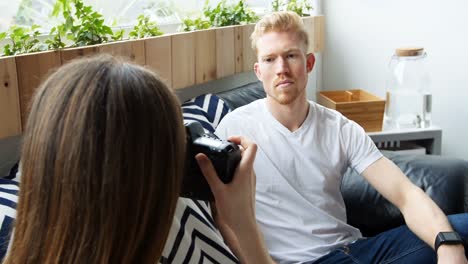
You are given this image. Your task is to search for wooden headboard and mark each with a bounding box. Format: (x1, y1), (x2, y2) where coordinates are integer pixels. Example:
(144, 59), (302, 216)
(0, 15), (324, 140)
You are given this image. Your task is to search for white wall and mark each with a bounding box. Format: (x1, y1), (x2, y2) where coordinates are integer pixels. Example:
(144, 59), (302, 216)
(322, 0), (468, 159)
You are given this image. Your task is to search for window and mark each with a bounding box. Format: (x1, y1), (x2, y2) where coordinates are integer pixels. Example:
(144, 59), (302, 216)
(0, 0), (279, 33)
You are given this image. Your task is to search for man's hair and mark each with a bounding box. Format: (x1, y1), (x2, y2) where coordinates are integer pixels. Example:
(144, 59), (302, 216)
(251, 11), (309, 54)
(4, 55), (185, 263)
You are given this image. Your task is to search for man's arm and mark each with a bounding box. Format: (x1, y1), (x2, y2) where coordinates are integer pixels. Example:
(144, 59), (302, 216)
(361, 157), (466, 263)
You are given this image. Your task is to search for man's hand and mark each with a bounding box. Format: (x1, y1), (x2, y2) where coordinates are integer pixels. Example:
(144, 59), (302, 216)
(437, 244), (467, 264)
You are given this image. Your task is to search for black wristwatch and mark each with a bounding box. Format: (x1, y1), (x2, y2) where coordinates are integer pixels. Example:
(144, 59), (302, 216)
(434, 231), (463, 253)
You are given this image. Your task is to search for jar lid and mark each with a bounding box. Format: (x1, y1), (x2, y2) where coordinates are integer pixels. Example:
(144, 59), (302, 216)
(395, 47), (424, 56)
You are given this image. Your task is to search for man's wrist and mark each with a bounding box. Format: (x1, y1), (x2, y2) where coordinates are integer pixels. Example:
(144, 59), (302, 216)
(437, 244), (466, 258)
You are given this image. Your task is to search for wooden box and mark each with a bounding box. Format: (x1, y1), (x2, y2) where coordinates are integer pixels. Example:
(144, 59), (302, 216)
(317, 89), (385, 132)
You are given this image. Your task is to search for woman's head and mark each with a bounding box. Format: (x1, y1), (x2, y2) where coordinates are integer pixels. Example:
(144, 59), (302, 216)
(6, 55), (185, 263)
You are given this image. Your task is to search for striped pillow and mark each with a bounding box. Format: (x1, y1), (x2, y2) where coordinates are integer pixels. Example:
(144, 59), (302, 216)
(160, 199), (238, 264)
(0, 178), (18, 259)
(182, 94), (231, 133)
(161, 94), (239, 263)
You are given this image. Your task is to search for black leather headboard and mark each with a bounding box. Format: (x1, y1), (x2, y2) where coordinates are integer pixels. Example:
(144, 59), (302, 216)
(216, 81), (266, 110)
(342, 152), (468, 236)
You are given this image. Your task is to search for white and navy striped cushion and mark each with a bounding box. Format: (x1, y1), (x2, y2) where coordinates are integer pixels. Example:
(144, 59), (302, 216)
(0, 178), (18, 259)
(160, 94), (239, 263)
(160, 199), (238, 264)
(182, 94), (231, 133)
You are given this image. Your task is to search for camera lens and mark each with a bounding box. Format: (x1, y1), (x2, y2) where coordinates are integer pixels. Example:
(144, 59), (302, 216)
(224, 145), (234, 153)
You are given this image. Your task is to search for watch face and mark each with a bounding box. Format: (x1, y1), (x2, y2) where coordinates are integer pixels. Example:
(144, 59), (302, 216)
(436, 232), (463, 251)
(443, 232), (461, 241)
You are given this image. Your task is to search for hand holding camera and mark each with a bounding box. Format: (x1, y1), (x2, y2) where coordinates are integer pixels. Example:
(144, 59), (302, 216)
(181, 121), (242, 201)
(183, 121), (267, 263)
(196, 135), (262, 263)
(195, 135), (257, 221)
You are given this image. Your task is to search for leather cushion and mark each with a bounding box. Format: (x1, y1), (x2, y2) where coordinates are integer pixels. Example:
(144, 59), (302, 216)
(216, 81), (266, 110)
(342, 152), (467, 237)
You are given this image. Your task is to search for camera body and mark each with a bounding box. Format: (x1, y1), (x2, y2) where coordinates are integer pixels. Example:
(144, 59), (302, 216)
(182, 120), (241, 201)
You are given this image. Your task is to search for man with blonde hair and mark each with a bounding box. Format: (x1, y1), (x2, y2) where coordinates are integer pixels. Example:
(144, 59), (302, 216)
(216, 11), (468, 264)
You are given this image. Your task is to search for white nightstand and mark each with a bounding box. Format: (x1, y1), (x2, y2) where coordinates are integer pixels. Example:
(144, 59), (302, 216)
(367, 126), (442, 155)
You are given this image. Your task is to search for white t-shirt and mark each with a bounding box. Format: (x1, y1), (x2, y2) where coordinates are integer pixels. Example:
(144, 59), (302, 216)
(215, 99), (383, 263)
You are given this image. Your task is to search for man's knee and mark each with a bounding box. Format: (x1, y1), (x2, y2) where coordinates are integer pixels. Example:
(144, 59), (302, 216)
(448, 213), (468, 238)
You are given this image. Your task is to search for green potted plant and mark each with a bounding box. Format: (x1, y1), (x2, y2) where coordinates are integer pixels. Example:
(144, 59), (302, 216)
(128, 14), (164, 39)
(47, 0), (115, 48)
(272, 0), (313, 17)
(203, 0), (258, 27)
(0, 24), (46, 56)
(180, 0), (259, 32)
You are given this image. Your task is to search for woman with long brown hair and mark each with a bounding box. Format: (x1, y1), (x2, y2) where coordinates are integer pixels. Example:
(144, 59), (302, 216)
(4, 55), (184, 263)
(3, 55), (274, 263)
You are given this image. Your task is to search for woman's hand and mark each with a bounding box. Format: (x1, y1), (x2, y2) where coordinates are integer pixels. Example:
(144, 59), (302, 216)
(196, 135), (257, 231)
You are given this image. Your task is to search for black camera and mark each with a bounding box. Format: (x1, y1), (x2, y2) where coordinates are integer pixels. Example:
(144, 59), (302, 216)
(181, 120), (241, 201)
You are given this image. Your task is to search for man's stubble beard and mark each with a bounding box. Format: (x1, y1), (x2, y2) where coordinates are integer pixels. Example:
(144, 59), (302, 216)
(270, 85), (306, 105)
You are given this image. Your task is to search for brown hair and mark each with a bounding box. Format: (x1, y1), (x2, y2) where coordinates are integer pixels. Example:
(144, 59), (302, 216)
(4, 55), (185, 263)
(251, 11), (309, 54)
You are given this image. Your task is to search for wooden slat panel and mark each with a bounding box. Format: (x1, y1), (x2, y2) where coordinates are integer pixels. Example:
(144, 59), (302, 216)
(98, 40), (146, 65)
(0, 57), (21, 138)
(234, 24), (256, 73)
(171, 33), (195, 89)
(313, 15), (325, 53)
(0, 14), (326, 129)
(242, 24), (256, 72)
(234, 25), (243, 74)
(195, 29), (217, 84)
(145, 35), (172, 87)
(302, 16), (315, 53)
(60, 45), (99, 64)
(16, 51), (61, 128)
(216, 26), (235, 78)
(303, 15), (325, 53)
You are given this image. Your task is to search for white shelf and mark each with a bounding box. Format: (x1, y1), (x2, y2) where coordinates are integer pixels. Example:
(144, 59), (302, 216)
(367, 126), (442, 155)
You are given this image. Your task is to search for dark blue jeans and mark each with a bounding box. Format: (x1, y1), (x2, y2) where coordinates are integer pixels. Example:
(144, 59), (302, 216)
(311, 213), (468, 264)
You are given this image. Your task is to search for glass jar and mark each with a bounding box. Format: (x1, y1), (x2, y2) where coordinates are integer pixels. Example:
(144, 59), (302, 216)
(384, 47), (432, 130)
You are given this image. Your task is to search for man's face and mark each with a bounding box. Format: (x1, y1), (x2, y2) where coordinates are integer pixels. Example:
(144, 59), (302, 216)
(254, 31), (315, 105)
